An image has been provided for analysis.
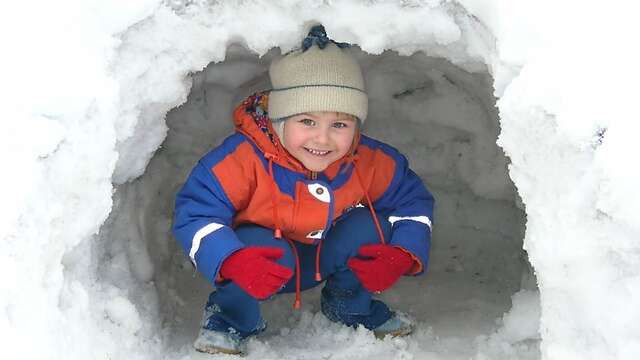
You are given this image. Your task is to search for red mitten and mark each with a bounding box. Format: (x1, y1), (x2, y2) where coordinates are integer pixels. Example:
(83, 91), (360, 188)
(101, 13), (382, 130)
(220, 247), (293, 300)
(347, 244), (415, 293)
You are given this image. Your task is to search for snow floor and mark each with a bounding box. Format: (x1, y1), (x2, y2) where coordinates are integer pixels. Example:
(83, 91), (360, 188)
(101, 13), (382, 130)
(97, 45), (540, 359)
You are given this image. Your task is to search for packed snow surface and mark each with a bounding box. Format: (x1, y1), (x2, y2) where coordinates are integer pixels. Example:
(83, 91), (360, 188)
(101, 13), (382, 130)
(1, 1), (639, 360)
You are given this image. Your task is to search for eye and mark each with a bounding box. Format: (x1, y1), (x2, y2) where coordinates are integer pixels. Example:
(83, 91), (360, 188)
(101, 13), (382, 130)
(299, 118), (315, 126)
(332, 122), (349, 129)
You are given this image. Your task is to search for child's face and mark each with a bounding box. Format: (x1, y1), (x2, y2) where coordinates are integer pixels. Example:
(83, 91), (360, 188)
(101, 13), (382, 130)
(282, 111), (357, 172)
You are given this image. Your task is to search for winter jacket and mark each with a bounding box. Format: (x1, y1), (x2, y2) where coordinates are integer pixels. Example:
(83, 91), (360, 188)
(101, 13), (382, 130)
(173, 92), (435, 286)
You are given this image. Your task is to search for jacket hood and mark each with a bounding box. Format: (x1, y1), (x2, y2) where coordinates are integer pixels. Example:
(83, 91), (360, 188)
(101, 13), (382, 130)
(232, 92), (359, 176)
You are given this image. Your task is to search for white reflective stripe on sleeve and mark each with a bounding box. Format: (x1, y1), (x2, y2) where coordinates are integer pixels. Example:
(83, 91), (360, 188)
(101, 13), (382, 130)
(388, 215), (432, 230)
(189, 223), (225, 263)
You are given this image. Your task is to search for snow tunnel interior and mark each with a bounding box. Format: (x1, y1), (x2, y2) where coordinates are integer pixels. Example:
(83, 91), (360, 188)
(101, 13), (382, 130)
(97, 43), (536, 350)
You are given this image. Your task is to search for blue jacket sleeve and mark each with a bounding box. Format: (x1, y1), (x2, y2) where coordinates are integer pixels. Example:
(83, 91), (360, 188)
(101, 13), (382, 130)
(373, 149), (435, 275)
(172, 161), (244, 283)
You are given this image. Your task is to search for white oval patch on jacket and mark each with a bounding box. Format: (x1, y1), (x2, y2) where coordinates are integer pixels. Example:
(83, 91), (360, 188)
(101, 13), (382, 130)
(306, 230), (324, 239)
(307, 183), (330, 203)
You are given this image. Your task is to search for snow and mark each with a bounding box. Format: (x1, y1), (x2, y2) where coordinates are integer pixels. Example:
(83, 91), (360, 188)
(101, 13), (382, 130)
(1, 1), (639, 360)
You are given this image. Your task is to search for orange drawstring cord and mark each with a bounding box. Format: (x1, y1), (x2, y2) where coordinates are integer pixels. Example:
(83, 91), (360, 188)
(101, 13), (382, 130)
(314, 241), (323, 281)
(264, 151), (385, 310)
(265, 154), (282, 239)
(352, 158), (386, 245)
(286, 238), (302, 309)
(266, 153), (300, 309)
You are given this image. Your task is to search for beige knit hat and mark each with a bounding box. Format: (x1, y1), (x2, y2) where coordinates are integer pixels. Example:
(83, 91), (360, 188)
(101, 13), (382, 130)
(268, 26), (368, 123)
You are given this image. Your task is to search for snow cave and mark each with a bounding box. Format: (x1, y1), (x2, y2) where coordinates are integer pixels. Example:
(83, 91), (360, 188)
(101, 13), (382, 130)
(8, 1), (638, 360)
(97, 43), (537, 358)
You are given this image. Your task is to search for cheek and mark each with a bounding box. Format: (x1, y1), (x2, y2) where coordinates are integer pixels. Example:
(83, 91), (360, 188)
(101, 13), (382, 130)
(334, 131), (356, 151)
(283, 127), (306, 149)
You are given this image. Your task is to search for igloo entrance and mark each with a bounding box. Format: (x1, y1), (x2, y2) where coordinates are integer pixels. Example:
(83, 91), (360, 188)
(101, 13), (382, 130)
(97, 44), (537, 358)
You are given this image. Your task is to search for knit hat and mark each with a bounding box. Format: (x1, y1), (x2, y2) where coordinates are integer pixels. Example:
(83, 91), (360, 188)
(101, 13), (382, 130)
(268, 25), (368, 126)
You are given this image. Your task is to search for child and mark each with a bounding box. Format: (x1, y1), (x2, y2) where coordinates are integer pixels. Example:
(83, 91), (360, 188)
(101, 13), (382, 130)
(173, 25), (435, 355)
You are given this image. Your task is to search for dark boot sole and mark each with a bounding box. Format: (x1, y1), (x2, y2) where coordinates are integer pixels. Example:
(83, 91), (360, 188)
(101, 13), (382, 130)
(373, 324), (414, 339)
(195, 344), (244, 356)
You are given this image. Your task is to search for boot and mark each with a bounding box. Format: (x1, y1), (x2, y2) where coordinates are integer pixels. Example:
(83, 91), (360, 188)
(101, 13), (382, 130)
(372, 312), (414, 339)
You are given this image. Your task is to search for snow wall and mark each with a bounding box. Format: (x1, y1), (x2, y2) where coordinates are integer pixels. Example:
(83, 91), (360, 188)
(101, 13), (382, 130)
(1, 1), (639, 360)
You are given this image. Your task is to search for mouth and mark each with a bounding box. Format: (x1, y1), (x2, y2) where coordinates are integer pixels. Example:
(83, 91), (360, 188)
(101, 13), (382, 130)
(304, 147), (331, 156)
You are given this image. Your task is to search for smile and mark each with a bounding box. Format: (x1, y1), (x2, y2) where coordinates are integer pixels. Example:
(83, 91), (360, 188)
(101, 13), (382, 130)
(304, 147), (331, 156)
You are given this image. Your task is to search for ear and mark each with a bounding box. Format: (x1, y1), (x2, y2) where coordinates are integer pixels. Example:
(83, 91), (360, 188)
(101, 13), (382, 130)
(274, 121), (286, 142)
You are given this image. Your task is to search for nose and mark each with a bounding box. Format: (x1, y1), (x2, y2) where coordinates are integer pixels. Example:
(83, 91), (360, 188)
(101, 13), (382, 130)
(314, 126), (330, 145)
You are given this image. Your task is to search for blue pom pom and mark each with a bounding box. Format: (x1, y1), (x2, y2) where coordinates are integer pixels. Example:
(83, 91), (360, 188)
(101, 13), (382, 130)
(301, 25), (351, 52)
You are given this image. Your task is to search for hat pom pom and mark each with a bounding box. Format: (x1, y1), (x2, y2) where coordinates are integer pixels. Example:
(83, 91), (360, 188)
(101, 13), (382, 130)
(301, 25), (351, 52)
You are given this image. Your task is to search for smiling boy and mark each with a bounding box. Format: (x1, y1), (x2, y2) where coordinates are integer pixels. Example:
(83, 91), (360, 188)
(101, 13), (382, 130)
(173, 26), (435, 355)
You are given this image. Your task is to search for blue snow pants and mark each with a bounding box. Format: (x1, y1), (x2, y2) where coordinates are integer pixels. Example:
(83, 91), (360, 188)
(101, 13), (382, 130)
(202, 208), (394, 338)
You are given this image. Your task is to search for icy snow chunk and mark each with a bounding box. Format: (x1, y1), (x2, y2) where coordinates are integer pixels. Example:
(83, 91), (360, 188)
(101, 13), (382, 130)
(474, 290), (541, 359)
(500, 290), (541, 343)
(105, 296), (143, 334)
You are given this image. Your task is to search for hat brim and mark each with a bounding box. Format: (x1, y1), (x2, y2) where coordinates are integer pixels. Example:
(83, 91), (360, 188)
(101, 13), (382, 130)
(268, 86), (368, 121)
